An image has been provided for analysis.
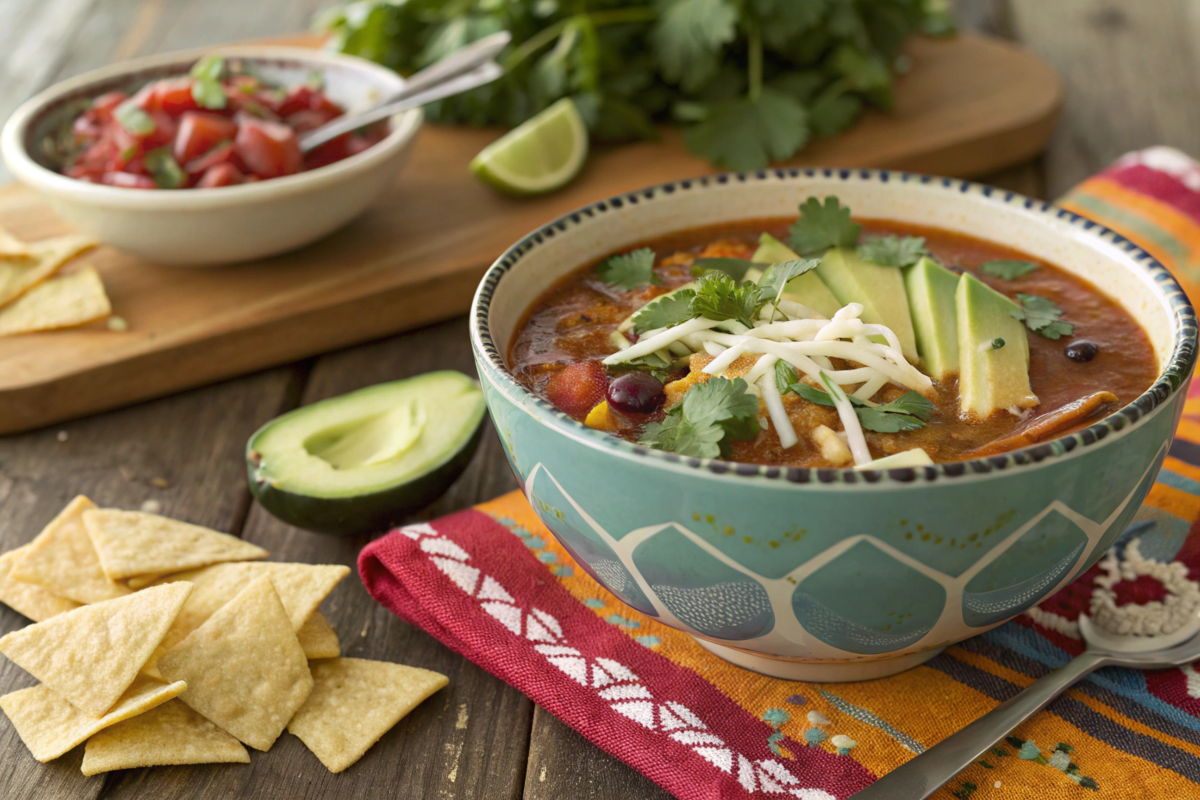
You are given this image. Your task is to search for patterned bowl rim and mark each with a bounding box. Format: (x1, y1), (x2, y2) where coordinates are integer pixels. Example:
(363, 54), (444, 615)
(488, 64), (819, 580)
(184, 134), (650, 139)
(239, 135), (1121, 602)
(469, 168), (1199, 486)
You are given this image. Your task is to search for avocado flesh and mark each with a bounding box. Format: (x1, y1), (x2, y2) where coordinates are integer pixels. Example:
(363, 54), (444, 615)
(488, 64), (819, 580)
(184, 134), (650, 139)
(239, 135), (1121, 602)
(247, 371), (485, 535)
(955, 274), (1038, 419)
(816, 247), (920, 362)
(751, 233), (842, 319)
(904, 256), (960, 379)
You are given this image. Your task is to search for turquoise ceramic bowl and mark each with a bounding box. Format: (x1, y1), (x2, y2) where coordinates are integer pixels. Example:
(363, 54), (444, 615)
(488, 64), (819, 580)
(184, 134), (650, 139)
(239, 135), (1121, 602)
(469, 170), (1197, 681)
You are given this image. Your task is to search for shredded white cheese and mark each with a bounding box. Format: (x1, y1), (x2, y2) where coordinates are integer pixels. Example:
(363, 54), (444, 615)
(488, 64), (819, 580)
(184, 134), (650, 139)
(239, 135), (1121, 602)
(820, 371), (872, 466)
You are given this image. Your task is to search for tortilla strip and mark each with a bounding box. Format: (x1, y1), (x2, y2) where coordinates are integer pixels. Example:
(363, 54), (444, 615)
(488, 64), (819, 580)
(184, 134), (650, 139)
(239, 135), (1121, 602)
(0, 265), (110, 337)
(0, 676), (184, 762)
(0, 233), (96, 307)
(0, 545), (80, 622)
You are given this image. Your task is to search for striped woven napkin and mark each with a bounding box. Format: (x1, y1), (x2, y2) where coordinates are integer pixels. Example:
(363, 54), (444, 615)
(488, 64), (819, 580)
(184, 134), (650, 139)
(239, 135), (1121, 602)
(361, 148), (1200, 800)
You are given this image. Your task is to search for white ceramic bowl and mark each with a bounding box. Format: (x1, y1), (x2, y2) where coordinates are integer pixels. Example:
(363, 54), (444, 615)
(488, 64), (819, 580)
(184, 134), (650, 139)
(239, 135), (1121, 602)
(1, 46), (422, 266)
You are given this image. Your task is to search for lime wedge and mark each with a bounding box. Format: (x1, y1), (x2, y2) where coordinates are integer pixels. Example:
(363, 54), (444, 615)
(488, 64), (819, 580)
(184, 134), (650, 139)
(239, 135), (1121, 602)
(470, 98), (589, 195)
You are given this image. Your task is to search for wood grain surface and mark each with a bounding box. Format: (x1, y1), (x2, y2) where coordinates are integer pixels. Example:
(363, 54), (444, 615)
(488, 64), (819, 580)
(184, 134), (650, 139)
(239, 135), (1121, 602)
(3, 0), (1199, 798)
(0, 29), (1060, 434)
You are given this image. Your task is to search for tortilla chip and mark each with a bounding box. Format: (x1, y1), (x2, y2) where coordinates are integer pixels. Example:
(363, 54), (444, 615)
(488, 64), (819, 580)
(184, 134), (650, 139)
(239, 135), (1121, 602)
(158, 576), (312, 751)
(297, 611), (340, 660)
(288, 658), (448, 773)
(81, 699), (250, 775)
(127, 573), (167, 590)
(0, 582), (192, 716)
(10, 496), (131, 604)
(0, 676), (184, 762)
(150, 562), (349, 656)
(83, 509), (268, 581)
(0, 545), (80, 622)
(0, 228), (34, 259)
(0, 233), (96, 307)
(0, 265), (110, 337)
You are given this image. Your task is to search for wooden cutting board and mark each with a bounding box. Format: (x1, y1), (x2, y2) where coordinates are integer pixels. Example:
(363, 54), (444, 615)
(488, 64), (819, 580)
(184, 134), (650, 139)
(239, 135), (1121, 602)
(0, 32), (1060, 435)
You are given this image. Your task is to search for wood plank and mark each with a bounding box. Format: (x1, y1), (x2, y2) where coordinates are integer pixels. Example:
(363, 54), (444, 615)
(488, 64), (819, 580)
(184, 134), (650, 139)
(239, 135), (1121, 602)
(0, 31), (1061, 435)
(523, 706), (673, 800)
(1008, 0), (1200, 198)
(99, 318), (532, 798)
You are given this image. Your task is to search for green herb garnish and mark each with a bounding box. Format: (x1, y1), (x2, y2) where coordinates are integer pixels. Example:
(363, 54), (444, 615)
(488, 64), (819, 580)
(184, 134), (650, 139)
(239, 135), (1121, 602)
(980, 260), (1039, 280)
(629, 289), (696, 334)
(144, 148), (186, 189)
(189, 55), (224, 82)
(317, 1), (954, 171)
(775, 361), (798, 395)
(757, 258), (821, 313)
(991, 337), (1005, 350)
(691, 271), (764, 328)
(856, 235), (928, 268)
(597, 247), (661, 290)
(788, 196), (862, 255)
(188, 55), (227, 110)
(113, 101), (155, 136)
(783, 379), (933, 433)
(690, 257), (755, 281)
(639, 377), (761, 458)
(1011, 293), (1074, 339)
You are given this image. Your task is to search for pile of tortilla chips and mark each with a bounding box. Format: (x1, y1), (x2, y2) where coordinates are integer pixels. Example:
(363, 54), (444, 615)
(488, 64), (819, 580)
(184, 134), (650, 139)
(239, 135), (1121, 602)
(0, 495), (449, 775)
(0, 228), (111, 337)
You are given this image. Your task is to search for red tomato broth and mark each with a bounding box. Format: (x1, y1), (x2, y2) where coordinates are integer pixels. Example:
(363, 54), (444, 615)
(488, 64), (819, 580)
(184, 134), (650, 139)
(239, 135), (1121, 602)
(57, 60), (389, 189)
(507, 218), (1159, 467)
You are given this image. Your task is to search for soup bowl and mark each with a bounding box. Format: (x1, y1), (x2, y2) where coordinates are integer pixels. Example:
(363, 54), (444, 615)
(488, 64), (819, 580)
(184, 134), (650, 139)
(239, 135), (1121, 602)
(469, 169), (1197, 681)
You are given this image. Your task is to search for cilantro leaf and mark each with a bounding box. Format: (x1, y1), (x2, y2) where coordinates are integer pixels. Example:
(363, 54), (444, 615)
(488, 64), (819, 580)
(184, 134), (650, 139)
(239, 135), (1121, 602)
(856, 236), (928, 268)
(758, 258), (821, 305)
(775, 361), (798, 395)
(1011, 293), (1075, 340)
(809, 85), (864, 138)
(191, 79), (227, 110)
(630, 289), (697, 334)
(980, 260), (1040, 280)
(681, 88), (808, 171)
(783, 382), (932, 432)
(114, 101), (155, 136)
(189, 55), (224, 82)
(692, 271), (764, 327)
(653, 0), (738, 92)
(640, 376), (761, 458)
(144, 148), (186, 189)
(690, 258), (755, 281)
(788, 196), (862, 255)
(597, 248), (661, 290)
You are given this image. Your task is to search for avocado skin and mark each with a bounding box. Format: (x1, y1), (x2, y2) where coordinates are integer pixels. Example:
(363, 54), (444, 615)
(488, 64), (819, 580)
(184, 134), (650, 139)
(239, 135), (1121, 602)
(247, 423), (484, 537)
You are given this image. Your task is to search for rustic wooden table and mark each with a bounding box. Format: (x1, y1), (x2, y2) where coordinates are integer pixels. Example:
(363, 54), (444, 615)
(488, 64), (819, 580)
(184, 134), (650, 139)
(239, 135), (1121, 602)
(2, 1), (1199, 798)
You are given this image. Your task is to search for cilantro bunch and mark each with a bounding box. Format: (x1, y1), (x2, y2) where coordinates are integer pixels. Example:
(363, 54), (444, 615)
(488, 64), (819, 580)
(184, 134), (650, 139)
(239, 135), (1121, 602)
(317, 0), (955, 170)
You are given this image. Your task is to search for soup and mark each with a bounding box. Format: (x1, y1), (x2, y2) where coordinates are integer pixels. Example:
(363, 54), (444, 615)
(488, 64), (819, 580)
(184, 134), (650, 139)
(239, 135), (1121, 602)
(508, 197), (1158, 469)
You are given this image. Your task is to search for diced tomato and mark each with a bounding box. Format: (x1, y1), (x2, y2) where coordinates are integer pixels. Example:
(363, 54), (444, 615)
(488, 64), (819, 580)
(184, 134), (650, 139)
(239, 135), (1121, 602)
(91, 91), (128, 117)
(132, 111), (178, 149)
(277, 85), (316, 117)
(155, 78), (199, 115)
(102, 172), (157, 189)
(196, 163), (244, 188)
(345, 134), (376, 157)
(65, 163), (105, 181)
(234, 115), (301, 179)
(285, 109), (339, 133)
(174, 111), (238, 165)
(303, 134), (349, 170)
(131, 83), (161, 112)
(72, 113), (104, 140)
(184, 140), (235, 176)
(545, 361), (610, 419)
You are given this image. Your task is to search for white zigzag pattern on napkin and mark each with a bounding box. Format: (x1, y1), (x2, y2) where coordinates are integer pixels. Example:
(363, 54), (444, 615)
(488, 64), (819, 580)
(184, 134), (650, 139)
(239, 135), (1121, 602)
(400, 522), (835, 799)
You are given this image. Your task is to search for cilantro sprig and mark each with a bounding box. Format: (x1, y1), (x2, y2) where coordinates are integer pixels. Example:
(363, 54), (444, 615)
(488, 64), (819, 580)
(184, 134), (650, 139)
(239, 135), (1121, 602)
(189, 55), (227, 111)
(319, 2), (955, 171)
(1011, 293), (1074, 339)
(639, 376), (761, 458)
(856, 235), (928, 268)
(630, 289), (696, 334)
(788, 197), (862, 255)
(775, 362), (932, 433)
(980, 260), (1039, 280)
(597, 248), (661, 290)
(691, 271), (764, 328)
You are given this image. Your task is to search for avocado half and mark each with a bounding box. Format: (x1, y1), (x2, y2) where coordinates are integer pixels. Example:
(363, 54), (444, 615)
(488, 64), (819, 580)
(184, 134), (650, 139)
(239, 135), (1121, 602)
(246, 371), (486, 536)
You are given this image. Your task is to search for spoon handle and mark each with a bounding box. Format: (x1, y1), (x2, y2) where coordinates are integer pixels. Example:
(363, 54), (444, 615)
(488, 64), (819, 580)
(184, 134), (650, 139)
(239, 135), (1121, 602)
(849, 650), (1108, 799)
(298, 61), (504, 153)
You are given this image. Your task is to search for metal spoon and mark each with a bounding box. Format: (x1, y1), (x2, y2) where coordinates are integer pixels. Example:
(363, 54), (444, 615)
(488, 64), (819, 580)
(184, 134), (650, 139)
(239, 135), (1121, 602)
(299, 30), (511, 152)
(850, 608), (1200, 799)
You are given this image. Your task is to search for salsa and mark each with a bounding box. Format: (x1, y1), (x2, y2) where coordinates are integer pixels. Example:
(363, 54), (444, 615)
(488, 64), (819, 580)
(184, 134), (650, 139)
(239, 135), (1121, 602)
(57, 55), (388, 189)
(509, 200), (1158, 468)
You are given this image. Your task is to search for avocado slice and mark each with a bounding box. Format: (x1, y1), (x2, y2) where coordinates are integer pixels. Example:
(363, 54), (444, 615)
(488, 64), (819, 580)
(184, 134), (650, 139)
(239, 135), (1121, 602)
(817, 247), (919, 362)
(904, 256), (960, 379)
(246, 371), (485, 535)
(955, 274), (1038, 419)
(751, 233), (842, 319)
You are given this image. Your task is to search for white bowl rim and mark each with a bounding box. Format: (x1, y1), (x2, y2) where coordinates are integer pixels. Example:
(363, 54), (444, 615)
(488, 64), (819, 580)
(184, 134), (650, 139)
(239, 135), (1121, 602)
(470, 168), (1199, 487)
(0, 44), (422, 209)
